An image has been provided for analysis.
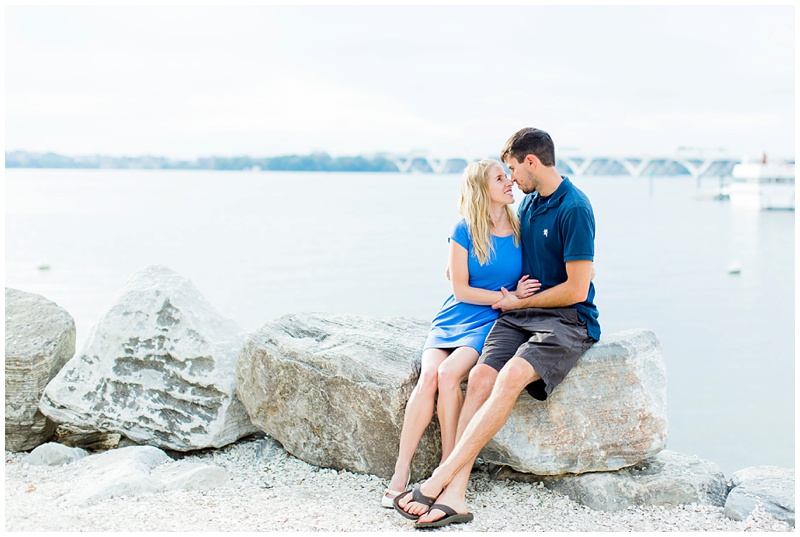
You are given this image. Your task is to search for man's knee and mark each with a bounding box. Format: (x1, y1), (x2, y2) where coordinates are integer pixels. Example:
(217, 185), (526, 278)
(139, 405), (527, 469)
(496, 357), (540, 393)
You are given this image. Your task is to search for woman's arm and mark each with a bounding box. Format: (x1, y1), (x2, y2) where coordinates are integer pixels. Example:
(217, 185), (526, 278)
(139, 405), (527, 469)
(449, 241), (539, 305)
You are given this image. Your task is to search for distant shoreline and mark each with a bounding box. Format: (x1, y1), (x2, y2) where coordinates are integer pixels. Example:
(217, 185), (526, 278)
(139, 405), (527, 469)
(5, 150), (467, 173)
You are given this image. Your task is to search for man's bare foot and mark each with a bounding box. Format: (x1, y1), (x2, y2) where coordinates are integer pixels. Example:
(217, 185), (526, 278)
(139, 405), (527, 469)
(416, 486), (469, 524)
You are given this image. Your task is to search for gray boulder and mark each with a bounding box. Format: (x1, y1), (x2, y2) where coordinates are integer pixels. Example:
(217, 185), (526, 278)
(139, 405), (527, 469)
(39, 265), (257, 451)
(237, 316), (667, 480)
(236, 313), (440, 480)
(480, 329), (668, 475)
(5, 288), (76, 451)
(25, 442), (89, 466)
(61, 445), (227, 505)
(725, 466), (795, 526)
(492, 450), (726, 511)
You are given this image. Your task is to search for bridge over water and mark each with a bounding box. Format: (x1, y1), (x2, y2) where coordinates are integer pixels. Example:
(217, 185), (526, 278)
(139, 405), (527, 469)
(380, 150), (768, 177)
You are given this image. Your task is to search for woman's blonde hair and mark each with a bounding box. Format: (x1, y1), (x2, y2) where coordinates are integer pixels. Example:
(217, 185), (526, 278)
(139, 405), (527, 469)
(458, 159), (520, 265)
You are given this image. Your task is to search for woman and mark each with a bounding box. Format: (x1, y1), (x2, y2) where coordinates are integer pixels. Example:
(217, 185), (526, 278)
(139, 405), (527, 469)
(382, 159), (539, 507)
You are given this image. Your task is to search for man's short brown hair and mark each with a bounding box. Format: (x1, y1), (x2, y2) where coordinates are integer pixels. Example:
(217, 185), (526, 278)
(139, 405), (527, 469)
(500, 128), (556, 167)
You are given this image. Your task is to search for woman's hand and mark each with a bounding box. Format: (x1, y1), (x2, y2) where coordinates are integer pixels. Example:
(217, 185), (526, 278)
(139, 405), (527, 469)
(514, 275), (541, 299)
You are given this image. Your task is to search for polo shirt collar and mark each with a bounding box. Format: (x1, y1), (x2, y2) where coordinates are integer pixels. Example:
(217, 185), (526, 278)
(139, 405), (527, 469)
(531, 176), (572, 216)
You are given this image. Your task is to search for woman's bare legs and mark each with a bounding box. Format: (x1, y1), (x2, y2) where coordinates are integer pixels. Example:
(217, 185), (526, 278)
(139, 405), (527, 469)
(435, 347), (479, 463)
(385, 348), (450, 496)
(394, 346), (479, 514)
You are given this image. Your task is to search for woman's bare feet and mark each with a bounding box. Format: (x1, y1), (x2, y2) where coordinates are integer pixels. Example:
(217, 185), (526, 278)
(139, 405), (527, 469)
(382, 467), (411, 506)
(386, 467), (410, 495)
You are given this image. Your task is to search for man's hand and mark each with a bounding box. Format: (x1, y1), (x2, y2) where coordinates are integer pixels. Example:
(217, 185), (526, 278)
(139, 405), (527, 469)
(492, 287), (521, 311)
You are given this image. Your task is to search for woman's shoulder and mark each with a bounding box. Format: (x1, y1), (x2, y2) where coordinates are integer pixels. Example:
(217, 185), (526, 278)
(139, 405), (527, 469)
(449, 218), (472, 247)
(451, 218), (469, 232)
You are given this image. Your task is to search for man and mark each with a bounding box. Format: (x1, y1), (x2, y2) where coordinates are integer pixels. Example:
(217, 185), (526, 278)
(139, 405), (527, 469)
(395, 127), (600, 528)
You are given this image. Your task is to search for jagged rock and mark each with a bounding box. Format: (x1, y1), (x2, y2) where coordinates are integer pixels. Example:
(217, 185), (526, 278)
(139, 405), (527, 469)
(61, 445), (227, 505)
(491, 450), (726, 511)
(480, 329), (668, 475)
(39, 265), (257, 451)
(5, 288), (76, 452)
(725, 466), (795, 526)
(25, 442), (89, 466)
(236, 313), (440, 480)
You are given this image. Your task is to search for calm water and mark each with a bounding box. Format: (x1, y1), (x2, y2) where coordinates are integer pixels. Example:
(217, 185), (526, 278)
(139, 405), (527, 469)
(4, 168), (795, 475)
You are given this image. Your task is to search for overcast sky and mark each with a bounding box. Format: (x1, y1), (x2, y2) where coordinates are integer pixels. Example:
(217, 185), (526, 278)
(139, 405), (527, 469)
(5, 5), (795, 160)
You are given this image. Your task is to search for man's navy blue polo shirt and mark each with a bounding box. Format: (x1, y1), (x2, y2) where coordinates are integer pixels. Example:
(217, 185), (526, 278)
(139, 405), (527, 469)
(517, 176), (600, 341)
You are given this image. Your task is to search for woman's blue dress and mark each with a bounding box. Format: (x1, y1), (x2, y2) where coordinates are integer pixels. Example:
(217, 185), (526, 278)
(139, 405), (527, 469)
(424, 219), (523, 354)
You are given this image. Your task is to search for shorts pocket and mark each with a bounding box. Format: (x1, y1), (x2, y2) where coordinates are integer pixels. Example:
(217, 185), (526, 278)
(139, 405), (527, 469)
(566, 308), (585, 326)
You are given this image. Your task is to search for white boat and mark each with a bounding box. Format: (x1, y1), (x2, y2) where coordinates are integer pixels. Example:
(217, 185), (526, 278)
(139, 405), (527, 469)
(728, 161), (795, 210)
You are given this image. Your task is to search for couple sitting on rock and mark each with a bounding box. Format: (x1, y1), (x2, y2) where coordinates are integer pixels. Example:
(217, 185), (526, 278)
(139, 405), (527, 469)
(383, 127), (600, 529)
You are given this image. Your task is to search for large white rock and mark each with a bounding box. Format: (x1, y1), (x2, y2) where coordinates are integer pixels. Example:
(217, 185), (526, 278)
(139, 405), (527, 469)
(481, 329), (668, 475)
(39, 266), (257, 451)
(5, 288), (76, 451)
(725, 466), (795, 526)
(236, 313), (441, 480)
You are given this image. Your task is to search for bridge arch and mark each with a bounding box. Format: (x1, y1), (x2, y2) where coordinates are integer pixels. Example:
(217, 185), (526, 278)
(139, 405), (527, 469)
(386, 152), (744, 177)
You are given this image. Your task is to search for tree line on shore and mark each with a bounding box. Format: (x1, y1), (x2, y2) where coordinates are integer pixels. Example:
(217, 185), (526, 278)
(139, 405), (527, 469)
(5, 150), (404, 172)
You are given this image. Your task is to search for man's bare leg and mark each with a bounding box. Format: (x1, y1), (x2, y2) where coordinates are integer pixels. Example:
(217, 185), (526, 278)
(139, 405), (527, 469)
(397, 363), (498, 517)
(402, 357), (540, 521)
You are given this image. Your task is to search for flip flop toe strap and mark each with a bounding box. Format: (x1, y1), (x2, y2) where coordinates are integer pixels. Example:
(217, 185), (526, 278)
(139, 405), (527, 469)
(412, 487), (437, 507)
(428, 504), (457, 517)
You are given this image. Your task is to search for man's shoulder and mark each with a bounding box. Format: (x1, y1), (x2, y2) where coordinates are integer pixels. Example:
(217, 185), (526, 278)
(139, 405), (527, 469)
(560, 183), (594, 212)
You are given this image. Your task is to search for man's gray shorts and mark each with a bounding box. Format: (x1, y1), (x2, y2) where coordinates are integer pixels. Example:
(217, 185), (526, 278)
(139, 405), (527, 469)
(478, 307), (595, 401)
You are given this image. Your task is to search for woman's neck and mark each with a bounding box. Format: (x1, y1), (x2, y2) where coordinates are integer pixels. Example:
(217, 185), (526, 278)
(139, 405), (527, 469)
(489, 204), (510, 232)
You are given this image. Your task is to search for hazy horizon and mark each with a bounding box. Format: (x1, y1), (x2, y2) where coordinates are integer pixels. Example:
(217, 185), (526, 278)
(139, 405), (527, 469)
(9, 146), (787, 160)
(6, 5), (795, 160)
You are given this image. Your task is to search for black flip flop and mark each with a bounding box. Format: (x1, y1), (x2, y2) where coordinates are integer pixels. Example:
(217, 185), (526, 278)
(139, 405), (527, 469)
(392, 486), (437, 520)
(414, 503), (474, 529)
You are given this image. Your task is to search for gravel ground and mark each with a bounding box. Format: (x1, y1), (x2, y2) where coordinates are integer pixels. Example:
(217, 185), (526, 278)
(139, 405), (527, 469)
(5, 436), (792, 532)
